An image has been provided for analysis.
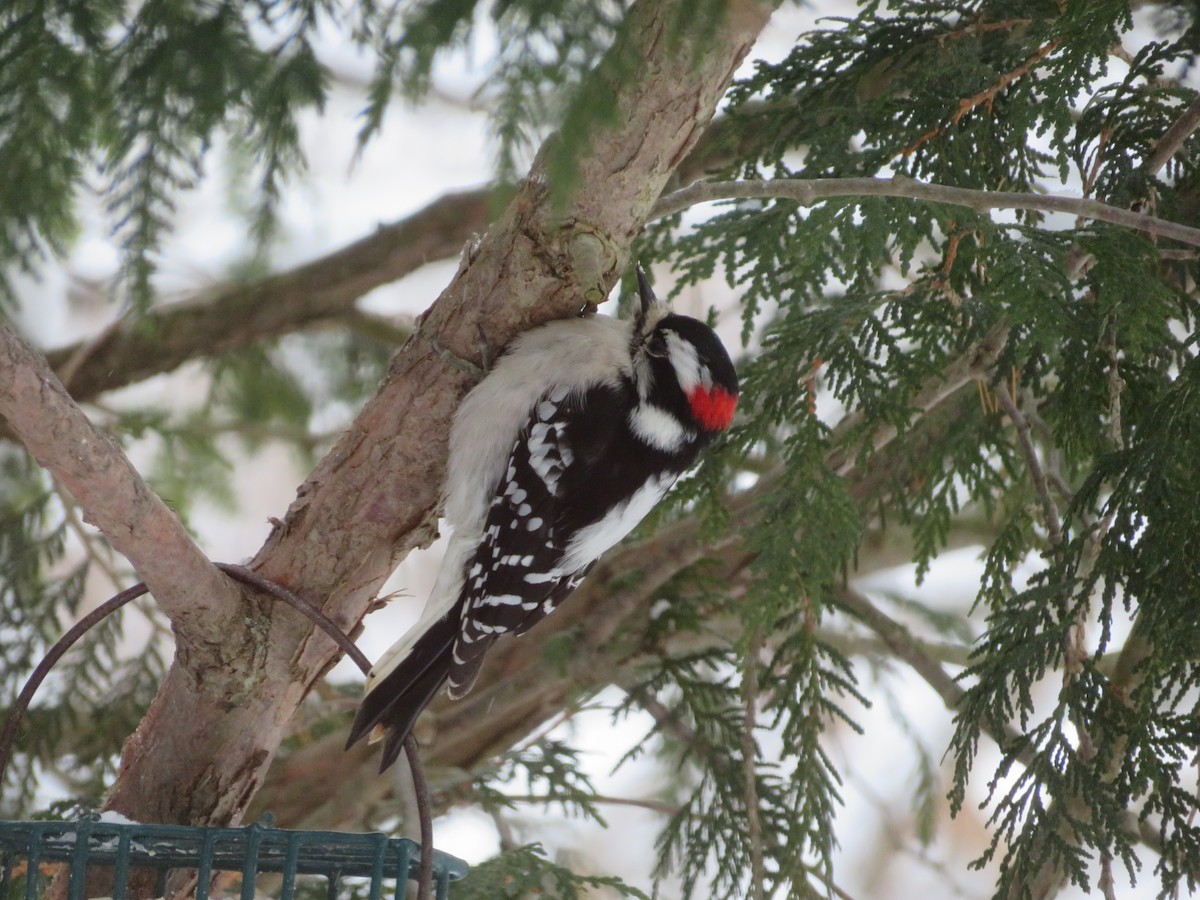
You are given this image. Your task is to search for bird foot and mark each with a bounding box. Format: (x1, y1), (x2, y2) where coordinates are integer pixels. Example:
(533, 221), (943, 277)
(431, 324), (493, 382)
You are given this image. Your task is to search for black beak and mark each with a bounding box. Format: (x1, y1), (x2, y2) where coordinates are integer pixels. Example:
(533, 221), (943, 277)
(635, 265), (657, 326)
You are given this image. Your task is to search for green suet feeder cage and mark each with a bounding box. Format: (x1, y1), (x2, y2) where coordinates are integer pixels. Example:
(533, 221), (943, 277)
(0, 814), (467, 900)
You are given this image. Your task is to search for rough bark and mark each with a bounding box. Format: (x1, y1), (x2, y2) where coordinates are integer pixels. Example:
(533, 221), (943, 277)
(0, 322), (242, 652)
(77, 0), (779, 832)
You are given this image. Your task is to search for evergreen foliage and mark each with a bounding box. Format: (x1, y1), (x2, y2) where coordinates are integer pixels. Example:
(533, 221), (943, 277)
(454, 843), (650, 899)
(0, 452), (168, 815)
(5, 0), (1200, 897)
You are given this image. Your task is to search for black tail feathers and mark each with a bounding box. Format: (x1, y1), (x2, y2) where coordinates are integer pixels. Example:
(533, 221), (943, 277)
(346, 614), (458, 771)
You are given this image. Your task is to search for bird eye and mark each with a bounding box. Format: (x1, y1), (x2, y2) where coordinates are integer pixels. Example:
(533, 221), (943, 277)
(645, 331), (668, 358)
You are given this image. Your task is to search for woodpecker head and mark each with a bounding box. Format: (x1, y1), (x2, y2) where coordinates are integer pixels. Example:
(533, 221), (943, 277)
(632, 267), (739, 437)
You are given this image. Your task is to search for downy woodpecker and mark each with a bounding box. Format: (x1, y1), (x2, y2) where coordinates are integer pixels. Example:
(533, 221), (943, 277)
(347, 269), (738, 769)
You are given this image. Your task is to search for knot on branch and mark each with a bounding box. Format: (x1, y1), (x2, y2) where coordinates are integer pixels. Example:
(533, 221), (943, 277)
(564, 227), (620, 306)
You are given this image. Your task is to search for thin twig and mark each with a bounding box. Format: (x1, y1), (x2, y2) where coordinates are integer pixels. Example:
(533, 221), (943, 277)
(1103, 318), (1125, 453)
(742, 627), (765, 900)
(1020, 403), (1075, 504)
(1099, 853), (1118, 900)
(1145, 95), (1200, 177)
(626, 685), (700, 747)
(903, 37), (1062, 156)
(404, 734), (435, 900)
(940, 17), (1033, 42)
(826, 628), (973, 667)
(825, 322), (1010, 478)
(651, 177), (1200, 248)
(489, 808), (519, 853)
(832, 587), (966, 714)
(993, 383), (1064, 550)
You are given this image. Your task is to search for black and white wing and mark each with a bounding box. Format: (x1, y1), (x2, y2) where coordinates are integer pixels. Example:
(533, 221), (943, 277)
(447, 382), (623, 696)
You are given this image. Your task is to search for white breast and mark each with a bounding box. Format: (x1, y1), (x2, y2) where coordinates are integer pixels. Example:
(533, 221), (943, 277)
(559, 472), (676, 573)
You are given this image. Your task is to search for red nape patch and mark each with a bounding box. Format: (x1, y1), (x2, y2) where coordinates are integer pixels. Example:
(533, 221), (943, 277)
(689, 386), (738, 431)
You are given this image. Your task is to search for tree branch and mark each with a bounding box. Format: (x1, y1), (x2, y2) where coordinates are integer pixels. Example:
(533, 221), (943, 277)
(826, 321), (1010, 480)
(832, 587), (966, 712)
(0, 321), (240, 649)
(651, 177), (1200, 247)
(46, 188), (492, 404)
(1145, 94), (1200, 177)
(742, 627), (766, 900)
(994, 382), (1063, 550)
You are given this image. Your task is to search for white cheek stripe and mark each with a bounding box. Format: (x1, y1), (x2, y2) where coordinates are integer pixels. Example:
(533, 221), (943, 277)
(664, 332), (702, 392)
(629, 404), (693, 451)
